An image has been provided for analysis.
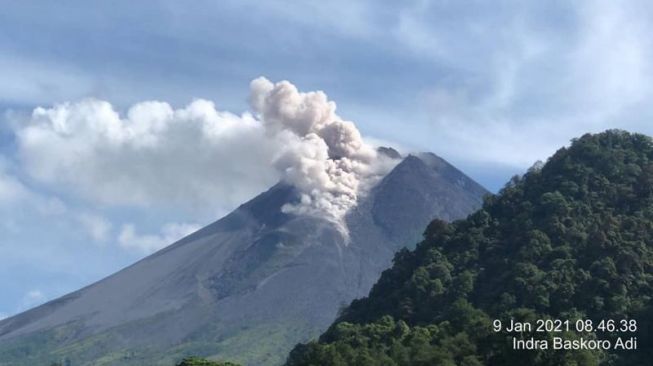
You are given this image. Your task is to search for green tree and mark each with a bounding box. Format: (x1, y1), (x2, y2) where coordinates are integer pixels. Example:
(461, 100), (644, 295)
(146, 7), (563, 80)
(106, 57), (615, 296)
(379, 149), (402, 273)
(176, 356), (241, 366)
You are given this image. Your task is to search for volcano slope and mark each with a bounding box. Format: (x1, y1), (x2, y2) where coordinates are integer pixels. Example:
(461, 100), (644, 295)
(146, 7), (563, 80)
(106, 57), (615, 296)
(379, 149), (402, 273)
(286, 130), (653, 366)
(0, 152), (486, 366)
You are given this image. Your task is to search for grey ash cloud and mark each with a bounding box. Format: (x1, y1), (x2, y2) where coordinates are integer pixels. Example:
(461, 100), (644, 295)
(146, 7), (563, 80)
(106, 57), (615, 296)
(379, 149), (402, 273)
(13, 78), (398, 223)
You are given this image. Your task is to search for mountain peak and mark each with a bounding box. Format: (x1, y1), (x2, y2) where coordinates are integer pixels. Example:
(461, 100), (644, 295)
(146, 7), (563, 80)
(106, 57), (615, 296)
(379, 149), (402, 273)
(0, 151), (487, 366)
(368, 153), (487, 245)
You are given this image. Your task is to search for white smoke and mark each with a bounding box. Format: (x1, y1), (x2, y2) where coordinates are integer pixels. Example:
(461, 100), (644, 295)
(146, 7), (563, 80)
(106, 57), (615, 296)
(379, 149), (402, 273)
(250, 77), (396, 220)
(14, 78), (398, 224)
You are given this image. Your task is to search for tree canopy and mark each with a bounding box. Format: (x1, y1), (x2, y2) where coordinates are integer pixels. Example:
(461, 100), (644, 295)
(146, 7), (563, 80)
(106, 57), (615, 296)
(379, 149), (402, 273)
(175, 356), (241, 366)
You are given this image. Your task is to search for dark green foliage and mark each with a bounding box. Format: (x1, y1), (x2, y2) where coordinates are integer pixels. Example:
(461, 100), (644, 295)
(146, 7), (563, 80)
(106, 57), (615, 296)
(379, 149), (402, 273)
(286, 130), (653, 365)
(176, 356), (240, 366)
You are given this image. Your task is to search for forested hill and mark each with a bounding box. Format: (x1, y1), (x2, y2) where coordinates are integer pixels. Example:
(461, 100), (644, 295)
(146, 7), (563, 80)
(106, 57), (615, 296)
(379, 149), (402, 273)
(285, 130), (653, 366)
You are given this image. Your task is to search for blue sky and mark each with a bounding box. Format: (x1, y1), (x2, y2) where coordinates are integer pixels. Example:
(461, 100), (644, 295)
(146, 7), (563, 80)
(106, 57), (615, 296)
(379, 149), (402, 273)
(2, 0), (653, 319)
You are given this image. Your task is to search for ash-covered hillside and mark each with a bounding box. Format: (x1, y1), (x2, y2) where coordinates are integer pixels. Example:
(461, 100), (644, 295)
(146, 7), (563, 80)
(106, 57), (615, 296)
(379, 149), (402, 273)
(0, 150), (487, 366)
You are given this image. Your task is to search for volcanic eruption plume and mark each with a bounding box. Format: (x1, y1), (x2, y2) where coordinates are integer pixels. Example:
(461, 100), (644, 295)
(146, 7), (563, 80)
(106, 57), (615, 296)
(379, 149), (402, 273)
(15, 78), (398, 226)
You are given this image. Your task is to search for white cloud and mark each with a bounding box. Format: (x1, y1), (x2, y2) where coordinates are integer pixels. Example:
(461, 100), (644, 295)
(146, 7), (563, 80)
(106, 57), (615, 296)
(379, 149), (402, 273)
(0, 171), (29, 204)
(0, 312), (6, 321)
(118, 222), (201, 254)
(0, 157), (30, 205)
(14, 98), (280, 217)
(77, 213), (112, 243)
(571, 1), (653, 117)
(391, 1), (653, 169)
(0, 170), (69, 217)
(0, 154), (71, 216)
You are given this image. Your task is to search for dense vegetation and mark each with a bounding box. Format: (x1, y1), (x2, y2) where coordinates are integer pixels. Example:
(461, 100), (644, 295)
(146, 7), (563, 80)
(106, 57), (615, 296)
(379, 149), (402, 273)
(45, 357), (240, 366)
(175, 356), (240, 366)
(285, 130), (653, 365)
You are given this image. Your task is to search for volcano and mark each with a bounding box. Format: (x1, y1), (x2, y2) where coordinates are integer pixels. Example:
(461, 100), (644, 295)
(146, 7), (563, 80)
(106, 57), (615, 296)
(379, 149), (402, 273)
(0, 151), (487, 366)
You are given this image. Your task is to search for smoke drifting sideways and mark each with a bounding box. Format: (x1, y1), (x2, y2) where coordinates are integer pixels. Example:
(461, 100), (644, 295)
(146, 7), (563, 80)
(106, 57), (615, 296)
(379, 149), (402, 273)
(250, 77), (397, 221)
(14, 78), (399, 224)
